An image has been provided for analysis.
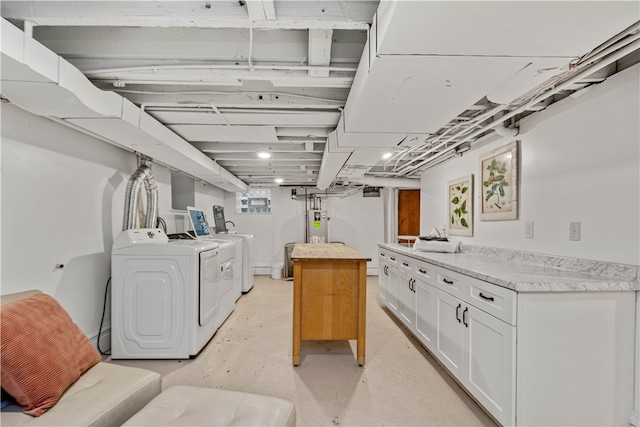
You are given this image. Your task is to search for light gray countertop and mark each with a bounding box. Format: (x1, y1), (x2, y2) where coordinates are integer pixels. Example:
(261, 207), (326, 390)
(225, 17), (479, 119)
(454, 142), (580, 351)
(378, 243), (640, 292)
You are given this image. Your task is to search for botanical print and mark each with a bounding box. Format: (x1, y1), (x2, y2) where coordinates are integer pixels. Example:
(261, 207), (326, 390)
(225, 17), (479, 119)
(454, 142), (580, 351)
(480, 141), (518, 220)
(448, 175), (473, 236)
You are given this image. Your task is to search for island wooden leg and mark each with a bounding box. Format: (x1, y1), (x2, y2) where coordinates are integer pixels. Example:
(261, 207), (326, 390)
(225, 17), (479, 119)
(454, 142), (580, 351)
(357, 260), (367, 366)
(292, 261), (301, 365)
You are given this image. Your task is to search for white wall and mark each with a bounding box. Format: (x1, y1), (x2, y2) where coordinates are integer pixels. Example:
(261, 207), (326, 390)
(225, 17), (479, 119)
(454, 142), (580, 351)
(222, 187), (384, 275)
(420, 63), (640, 266)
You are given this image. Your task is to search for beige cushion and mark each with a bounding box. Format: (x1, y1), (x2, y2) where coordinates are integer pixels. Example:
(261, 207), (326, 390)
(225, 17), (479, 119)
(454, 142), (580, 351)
(1, 362), (161, 426)
(122, 386), (296, 427)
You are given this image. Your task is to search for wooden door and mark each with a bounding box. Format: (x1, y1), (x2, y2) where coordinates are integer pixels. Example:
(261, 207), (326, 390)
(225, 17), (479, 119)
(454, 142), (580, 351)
(398, 189), (420, 244)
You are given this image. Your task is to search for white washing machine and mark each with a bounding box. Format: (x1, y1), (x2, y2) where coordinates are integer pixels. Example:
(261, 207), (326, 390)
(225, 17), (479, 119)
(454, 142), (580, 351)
(111, 228), (221, 359)
(214, 233), (255, 292)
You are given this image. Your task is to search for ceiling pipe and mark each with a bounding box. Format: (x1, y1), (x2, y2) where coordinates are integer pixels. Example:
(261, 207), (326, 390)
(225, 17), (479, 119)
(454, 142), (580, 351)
(391, 103), (506, 175)
(84, 64), (358, 75)
(494, 125), (519, 138)
(493, 112), (519, 138)
(386, 27), (640, 178)
(401, 37), (640, 175)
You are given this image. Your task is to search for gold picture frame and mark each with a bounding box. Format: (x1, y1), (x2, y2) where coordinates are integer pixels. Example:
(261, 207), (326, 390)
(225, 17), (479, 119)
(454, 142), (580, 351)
(479, 141), (518, 221)
(448, 174), (473, 236)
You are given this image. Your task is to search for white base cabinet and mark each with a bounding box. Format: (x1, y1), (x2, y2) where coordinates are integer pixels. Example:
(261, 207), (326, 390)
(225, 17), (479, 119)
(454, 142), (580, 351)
(415, 272), (436, 351)
(377, 254), (389, 305)
(398, 259), (416, 329)
(378, 250), (399, 311)
(464, 301), (515, 425)
(378, 247), (635, 426)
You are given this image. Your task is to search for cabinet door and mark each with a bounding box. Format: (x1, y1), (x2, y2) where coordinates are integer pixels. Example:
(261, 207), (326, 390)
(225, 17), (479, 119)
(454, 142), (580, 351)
(464, 306), (516, 426)
(398, 270), (416, 330)
(386, 264), (400, 313)
(434, 287), (465, 378)
(415, 277), (436, 352)
(378, 261), (389, 305)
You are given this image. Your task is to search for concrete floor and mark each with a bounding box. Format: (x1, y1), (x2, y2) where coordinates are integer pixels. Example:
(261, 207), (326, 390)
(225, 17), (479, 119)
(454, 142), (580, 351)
(110, 276), (497, 426)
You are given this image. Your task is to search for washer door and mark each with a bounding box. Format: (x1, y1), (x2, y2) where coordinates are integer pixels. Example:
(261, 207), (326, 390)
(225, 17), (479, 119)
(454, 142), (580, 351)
(199, 249), (219, 326)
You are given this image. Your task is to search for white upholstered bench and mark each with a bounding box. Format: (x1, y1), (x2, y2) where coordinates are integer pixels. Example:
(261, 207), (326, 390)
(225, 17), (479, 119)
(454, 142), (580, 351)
(122, 385), (296, 426)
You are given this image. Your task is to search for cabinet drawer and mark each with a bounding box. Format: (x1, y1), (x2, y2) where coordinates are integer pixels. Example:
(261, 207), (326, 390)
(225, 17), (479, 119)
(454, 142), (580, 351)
(434, 266), (465, 298)
(379, 250), (398, 266)
(467, 277), (516, 325)
(398, 257), (413, 273)
(414, 261), (434, 284)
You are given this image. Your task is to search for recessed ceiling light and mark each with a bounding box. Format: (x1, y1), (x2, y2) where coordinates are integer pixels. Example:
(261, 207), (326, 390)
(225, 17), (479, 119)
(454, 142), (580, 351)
(257, 151), (271, 159)
(274, 178), (284, 184)
(382, 152), (392, 159)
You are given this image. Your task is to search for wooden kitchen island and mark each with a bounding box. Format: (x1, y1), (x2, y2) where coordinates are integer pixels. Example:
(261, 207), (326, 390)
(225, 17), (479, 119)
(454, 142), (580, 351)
(291, 243), (371, 366)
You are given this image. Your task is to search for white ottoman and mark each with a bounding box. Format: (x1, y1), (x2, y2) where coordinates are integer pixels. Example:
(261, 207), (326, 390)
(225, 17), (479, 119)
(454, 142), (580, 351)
(122, 386), (296, 426)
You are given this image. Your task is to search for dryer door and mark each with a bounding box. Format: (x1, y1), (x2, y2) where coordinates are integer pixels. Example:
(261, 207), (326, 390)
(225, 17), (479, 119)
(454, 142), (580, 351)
(199, 249), (219, 326)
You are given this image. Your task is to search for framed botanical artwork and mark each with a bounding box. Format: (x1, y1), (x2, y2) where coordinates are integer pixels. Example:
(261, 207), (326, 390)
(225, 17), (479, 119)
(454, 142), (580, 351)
(448, 174), (473, 236)
(479, 141), (518, 220)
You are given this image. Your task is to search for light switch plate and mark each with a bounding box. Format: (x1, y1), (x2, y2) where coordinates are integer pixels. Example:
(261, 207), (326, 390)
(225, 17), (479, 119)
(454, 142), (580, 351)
(569, 222), (581, 241)
(525, 221), (534, 239)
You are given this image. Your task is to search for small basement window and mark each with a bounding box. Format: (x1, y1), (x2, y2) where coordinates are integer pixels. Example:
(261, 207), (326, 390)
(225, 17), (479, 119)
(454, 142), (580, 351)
(236, 189), (271, 214)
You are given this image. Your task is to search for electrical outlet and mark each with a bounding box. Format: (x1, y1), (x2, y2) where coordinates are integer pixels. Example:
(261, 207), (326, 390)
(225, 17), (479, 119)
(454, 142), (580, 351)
(569, 222), (581, 241)
(524, 221), (534, 239)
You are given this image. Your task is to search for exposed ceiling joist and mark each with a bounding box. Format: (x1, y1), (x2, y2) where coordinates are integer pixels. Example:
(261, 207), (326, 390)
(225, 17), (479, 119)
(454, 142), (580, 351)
(308, 29), (333, 78)
(193, 141), (324, 153)
(213, 152), (321, 161)
(2, 1), (637, 193)
(246, 0), (277, 22)
(2, 1), (374, 30)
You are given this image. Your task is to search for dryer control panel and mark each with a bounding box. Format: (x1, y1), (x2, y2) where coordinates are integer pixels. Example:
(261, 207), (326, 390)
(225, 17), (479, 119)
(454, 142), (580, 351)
(113, 228), (169, 250)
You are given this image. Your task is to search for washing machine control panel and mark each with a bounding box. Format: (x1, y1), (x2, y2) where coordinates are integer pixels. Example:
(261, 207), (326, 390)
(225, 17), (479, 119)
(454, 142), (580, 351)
(113, 228), (169, 250)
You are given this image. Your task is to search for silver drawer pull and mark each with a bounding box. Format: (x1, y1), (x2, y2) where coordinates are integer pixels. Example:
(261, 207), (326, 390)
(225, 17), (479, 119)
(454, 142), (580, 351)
(479, 292), (495, 301)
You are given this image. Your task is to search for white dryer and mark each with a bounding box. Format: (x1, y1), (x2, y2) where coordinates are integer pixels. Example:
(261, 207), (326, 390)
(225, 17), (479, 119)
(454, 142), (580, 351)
(212, 240), (237, 329)
(214, 233), (255, 292)
(111, 228), (220, 359)
(209, 236), (242, 302)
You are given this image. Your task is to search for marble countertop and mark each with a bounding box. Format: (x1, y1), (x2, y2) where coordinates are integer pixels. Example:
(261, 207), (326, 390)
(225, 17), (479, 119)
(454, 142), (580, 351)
(378, 243), (640, 292)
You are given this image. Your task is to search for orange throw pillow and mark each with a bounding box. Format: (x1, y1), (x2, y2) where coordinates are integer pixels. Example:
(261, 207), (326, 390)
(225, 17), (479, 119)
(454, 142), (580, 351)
(0, 293), (100, 416)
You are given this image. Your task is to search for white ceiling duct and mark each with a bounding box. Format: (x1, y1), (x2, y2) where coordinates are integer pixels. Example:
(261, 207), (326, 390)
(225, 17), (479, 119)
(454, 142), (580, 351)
(0, 18), (247, 193)
(316, 131), (351, 190)
(350, 176), (420, 189)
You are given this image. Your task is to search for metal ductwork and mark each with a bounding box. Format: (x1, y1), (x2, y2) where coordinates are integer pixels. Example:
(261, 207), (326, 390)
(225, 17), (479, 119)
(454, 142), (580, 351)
(352, 176), (421, 189)
(122, 163), (158, 231)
